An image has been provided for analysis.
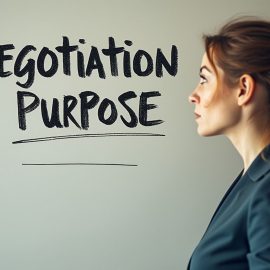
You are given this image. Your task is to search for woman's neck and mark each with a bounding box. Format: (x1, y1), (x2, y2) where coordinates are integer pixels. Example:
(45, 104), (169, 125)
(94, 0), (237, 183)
(226, 122), (270, 173)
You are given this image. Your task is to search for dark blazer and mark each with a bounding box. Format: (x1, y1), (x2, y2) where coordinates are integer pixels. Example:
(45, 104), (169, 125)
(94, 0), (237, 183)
(187, 144), (270, 270)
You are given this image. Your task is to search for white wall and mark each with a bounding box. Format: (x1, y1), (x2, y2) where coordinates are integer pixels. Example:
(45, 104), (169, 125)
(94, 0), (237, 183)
(1, 0), (269, 269)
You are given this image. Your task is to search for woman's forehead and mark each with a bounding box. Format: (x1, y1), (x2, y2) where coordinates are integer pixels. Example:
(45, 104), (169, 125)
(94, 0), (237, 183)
(201, 53), (213, 72)
(201, 52), (225, 78)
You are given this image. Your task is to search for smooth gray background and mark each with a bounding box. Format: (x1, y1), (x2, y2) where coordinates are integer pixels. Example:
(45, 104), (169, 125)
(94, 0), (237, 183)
(1, 0), (270, 269)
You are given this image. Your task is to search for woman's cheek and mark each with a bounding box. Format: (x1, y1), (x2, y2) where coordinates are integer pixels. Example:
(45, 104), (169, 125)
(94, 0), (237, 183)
(201, 91), (215, 107)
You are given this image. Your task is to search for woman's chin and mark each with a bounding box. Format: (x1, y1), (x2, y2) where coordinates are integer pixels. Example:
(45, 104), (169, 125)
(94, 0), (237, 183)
(197, 127), (217, 137)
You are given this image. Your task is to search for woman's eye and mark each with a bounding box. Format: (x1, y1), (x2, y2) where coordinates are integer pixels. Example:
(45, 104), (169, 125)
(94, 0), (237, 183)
(199, 75), (207, 85)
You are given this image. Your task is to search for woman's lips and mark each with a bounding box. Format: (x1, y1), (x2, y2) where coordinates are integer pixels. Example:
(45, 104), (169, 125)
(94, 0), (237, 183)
(194, 112), (201, 119)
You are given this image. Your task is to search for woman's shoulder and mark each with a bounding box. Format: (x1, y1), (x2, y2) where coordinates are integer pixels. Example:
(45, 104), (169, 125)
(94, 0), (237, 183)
(244, 150), (270, 203)
(247, 159), (270, 210)
(245, 145), (270, 185)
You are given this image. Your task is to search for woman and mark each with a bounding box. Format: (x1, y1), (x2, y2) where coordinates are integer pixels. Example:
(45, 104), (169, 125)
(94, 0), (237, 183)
(188, 17), (270, 270)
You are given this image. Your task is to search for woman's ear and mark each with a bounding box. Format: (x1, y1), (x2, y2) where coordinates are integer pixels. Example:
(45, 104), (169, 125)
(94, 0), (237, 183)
(237, 74), (255, 106)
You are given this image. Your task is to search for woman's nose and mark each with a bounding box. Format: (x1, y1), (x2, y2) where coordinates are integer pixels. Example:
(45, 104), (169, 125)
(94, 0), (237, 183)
(188, 91), (199, 104)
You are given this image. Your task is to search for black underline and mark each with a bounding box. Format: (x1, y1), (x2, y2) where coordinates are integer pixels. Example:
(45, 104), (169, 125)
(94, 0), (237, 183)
(22, 163), (138, 167)
(12, 132), (165, 144)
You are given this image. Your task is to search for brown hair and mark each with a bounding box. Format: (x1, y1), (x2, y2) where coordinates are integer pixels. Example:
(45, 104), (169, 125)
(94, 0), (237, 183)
(203, 16), (270, 93)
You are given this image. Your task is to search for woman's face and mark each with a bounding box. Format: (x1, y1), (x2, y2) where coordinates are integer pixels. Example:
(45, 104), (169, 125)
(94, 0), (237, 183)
(189, 52), (241, 137)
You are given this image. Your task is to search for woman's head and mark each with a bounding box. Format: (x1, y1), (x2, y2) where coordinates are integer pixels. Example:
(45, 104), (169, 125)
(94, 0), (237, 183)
(189, 16), (270, 139)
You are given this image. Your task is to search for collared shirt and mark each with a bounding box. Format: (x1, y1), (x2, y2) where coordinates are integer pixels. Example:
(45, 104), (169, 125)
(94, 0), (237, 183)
(187, 144), (270, 270)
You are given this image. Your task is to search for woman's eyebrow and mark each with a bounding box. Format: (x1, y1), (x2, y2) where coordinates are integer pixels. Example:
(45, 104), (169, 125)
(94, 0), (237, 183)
(199, 65), (212, 74)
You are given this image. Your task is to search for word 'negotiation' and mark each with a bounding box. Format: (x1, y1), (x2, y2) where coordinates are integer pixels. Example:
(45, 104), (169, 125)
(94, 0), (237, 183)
(0, 36), (178, 88)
